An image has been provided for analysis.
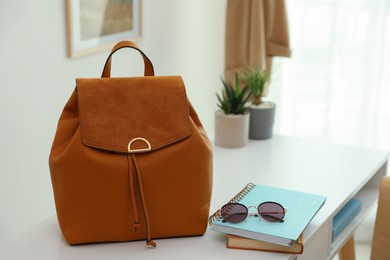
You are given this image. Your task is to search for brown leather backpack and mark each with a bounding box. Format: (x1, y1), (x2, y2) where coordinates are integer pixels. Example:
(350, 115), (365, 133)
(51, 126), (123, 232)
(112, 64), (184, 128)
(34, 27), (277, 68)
(49, 41), (213, 246)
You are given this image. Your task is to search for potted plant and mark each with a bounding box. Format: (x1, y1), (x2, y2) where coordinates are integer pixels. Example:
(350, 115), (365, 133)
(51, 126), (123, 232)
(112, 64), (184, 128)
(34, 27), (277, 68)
(215, 73), (251, 148)
(244, 68), (275, 140)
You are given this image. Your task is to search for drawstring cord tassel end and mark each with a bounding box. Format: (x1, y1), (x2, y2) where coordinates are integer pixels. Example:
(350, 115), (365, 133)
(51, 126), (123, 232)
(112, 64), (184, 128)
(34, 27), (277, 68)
(146, 239), (157, 247)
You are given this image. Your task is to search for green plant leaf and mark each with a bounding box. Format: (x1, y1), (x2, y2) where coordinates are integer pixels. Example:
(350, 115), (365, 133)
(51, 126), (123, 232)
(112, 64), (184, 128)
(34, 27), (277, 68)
(216, 73), (251, 115)
(244, 67), (269, 105)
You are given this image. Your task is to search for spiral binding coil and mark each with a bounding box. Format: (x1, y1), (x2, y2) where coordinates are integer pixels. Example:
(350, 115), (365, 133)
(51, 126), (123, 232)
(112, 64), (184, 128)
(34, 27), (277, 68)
(208, 183), (256, 226)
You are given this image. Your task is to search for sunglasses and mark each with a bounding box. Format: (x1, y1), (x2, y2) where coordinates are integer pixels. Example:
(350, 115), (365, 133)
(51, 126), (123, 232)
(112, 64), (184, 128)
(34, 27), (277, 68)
(220, 202), (286, 223)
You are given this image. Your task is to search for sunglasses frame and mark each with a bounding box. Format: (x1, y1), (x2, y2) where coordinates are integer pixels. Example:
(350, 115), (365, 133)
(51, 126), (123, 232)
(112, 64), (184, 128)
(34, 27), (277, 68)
(221, 201), (287, 223)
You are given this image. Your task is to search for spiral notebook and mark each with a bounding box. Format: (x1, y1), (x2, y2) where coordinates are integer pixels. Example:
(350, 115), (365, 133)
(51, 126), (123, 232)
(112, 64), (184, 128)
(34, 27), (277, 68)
(209, 183), (326, 246)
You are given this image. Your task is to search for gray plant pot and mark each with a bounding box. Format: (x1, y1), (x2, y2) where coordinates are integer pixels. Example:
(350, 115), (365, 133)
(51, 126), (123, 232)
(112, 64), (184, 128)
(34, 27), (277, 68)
(214, 111), (249, 148)
(249, 102), (276, 140)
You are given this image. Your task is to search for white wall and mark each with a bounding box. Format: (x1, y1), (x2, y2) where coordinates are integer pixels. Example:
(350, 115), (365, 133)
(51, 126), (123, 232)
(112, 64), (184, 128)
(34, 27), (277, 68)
(0, 0), (225, 240)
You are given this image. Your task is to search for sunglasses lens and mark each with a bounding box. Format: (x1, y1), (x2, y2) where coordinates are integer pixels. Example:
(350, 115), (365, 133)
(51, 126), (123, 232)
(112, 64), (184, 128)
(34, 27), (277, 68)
(221, 203), (248, 223)
(258, 202), (285, 222)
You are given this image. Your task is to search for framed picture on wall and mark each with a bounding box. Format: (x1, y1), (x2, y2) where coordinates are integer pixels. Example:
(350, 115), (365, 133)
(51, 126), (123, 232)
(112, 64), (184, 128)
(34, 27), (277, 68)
(66, 0), (142, 58)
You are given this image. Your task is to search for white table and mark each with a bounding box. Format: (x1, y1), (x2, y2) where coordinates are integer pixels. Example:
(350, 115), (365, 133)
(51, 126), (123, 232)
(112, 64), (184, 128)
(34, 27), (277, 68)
(1, 135), (388, 260)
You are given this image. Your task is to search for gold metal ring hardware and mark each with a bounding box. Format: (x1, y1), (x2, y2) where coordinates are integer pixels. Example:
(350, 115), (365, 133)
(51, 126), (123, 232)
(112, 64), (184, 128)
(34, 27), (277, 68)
(128, 137), (152, 153)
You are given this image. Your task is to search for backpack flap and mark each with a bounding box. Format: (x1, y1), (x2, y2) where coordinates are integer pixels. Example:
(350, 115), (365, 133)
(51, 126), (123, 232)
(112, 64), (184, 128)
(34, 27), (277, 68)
(76, 76), (191, 153)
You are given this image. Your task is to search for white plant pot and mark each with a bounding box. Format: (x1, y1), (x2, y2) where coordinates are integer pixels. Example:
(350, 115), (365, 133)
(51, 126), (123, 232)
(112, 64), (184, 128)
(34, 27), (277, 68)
(214, 111), (249, 148)
(249, 101), (276, 140)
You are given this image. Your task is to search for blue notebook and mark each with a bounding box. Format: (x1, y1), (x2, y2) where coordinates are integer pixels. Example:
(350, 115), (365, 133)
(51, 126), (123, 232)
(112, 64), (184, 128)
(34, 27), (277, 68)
(209, 183), (326, 246)
(332, 199), (362, 241)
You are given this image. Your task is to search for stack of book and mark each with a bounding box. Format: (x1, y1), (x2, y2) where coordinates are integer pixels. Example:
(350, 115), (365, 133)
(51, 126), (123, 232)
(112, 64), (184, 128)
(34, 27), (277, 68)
(226, 234), (304, 254)
(209, 183), (327, 254)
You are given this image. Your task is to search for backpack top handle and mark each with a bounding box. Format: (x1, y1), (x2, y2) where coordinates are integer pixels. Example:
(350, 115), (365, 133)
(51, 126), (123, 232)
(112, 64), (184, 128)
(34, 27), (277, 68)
(101, 41), (155, 78)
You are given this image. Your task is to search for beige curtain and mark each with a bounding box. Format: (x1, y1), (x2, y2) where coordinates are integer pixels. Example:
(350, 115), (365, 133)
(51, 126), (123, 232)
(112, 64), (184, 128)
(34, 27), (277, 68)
(224, 0), (291, 87)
